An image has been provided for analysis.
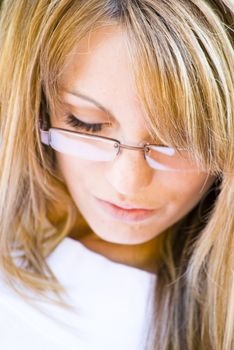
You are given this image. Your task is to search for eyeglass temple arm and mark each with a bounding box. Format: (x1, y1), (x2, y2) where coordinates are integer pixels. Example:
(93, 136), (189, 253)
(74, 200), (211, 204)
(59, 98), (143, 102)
(38, 115), (50, 145)
(40, 129), (50, 145)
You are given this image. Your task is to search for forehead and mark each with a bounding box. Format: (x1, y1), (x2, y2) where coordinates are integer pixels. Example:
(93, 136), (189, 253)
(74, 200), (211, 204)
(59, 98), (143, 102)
(58, 24), (148, 129)
(60, 24), (129, 88)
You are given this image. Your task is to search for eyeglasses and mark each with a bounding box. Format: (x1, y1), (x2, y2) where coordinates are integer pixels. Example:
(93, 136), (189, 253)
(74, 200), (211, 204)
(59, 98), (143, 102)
(39, 126), (204, 172)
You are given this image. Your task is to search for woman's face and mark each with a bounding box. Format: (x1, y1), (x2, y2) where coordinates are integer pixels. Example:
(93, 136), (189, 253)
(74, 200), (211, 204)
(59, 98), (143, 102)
(50, 24), (215, 245)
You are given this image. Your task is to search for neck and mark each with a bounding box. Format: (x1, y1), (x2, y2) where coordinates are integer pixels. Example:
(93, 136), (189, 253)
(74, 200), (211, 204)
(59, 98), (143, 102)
(69, 228), (165, 273)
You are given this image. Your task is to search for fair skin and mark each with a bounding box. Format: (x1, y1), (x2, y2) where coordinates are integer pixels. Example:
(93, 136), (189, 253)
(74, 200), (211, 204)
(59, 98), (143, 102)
(50, 25), (215, 272)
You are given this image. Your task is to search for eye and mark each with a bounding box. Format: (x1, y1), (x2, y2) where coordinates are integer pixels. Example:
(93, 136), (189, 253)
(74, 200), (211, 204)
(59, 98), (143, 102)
(64, 114), (107, 133)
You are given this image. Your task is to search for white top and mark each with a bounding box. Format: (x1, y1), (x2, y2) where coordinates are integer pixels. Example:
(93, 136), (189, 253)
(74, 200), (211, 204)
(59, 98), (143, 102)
(0, 237), (157, 350)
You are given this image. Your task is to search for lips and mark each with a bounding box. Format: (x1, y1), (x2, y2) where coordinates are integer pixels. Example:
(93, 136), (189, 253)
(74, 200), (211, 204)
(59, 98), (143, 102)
(94, 197), (157, 222)
(96, 197), (154, 210)
(106, 201), (151, 211)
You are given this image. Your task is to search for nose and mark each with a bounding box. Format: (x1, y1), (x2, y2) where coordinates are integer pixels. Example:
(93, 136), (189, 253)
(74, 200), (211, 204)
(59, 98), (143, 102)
(104, 147), (154, 195)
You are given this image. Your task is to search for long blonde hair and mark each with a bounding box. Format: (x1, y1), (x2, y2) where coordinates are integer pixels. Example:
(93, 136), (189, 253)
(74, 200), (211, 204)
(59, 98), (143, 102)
(0, 1), (233, 349)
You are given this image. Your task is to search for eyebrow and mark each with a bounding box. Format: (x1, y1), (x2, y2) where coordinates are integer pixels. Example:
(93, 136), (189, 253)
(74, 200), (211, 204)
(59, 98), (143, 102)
(64, 90), (113, 117)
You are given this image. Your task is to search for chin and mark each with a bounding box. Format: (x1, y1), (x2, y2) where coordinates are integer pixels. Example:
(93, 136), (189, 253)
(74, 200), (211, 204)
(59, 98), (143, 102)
(91, 225), (158, 245)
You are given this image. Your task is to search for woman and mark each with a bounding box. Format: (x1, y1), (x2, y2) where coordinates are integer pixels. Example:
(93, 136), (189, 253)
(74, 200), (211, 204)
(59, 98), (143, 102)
(0, 0), (233, 349)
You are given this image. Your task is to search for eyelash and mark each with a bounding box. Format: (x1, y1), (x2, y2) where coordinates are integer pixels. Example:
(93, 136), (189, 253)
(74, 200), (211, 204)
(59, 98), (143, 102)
(64, 114), (169, 148)
(64, 114), (104, 133)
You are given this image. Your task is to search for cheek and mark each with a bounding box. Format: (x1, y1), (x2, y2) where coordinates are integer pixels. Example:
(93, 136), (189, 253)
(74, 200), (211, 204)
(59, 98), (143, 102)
(158, 172), (216, 216)
(55, 153), (102, 192)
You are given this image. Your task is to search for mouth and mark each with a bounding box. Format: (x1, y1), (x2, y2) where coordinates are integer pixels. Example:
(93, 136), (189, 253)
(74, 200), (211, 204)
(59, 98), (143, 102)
(94, 197), (158, 222)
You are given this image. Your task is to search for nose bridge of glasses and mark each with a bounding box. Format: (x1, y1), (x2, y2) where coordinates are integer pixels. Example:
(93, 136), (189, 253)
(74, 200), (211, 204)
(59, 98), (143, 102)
(119, 143), (148, 152)
(116, 142), (150, 160)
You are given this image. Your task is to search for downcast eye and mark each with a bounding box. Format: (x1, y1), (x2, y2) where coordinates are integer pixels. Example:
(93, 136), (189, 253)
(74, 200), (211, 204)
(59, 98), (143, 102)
(64, 114), (107, 133)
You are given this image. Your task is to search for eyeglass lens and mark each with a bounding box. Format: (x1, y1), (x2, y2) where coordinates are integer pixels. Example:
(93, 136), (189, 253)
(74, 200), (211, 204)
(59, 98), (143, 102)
(48, 129), (201, 172)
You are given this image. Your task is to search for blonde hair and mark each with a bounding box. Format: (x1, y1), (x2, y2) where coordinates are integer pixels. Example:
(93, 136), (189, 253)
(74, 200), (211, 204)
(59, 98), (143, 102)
(0, 0), (233, 349)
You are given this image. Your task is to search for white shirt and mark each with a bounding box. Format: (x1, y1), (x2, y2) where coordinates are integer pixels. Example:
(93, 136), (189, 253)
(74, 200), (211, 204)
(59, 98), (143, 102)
(0, 236), (157, 350)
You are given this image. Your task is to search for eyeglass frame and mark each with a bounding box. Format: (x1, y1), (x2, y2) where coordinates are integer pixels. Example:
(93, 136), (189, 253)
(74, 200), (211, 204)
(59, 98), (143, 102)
(38, 114), (207, 174)
(39, 126), (169, 154)
(38, 104), (191, 150)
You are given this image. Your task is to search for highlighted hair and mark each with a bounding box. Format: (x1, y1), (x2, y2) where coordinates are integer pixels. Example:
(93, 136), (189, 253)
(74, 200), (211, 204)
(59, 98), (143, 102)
(0, 1), (233, 349)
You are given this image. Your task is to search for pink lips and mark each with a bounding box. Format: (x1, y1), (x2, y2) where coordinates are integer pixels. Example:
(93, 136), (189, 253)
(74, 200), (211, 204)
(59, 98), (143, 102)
(95, 197), (157, 222)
